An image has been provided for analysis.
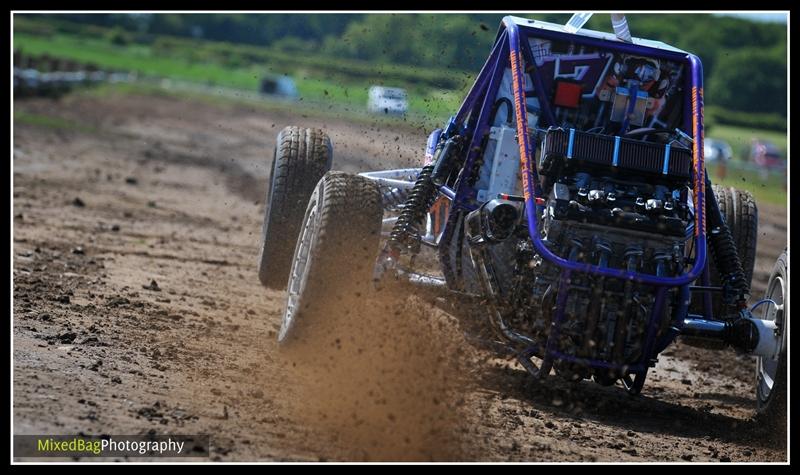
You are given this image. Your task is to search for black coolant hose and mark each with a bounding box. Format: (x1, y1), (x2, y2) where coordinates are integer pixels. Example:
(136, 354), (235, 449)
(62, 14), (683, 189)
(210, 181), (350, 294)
(704, 174), (749, 309)
(490, 98), (514, 125)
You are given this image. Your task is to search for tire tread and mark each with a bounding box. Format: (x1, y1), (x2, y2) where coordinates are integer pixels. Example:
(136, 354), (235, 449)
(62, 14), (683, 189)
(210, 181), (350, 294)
(258, 126), (332, 289)
(279, 171), (383, 345)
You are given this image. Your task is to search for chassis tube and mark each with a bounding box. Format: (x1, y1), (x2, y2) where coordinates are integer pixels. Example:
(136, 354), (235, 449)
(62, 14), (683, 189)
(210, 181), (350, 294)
(452, 31), (508, 128)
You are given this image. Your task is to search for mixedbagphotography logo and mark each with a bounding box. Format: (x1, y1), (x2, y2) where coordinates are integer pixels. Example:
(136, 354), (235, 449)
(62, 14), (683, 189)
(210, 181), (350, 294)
(14, 435), (210, 458)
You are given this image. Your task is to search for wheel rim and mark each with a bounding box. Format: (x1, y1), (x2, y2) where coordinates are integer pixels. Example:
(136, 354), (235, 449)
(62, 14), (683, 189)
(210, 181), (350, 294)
(278, 200), (318, 342)
(756, 273), (785, 402)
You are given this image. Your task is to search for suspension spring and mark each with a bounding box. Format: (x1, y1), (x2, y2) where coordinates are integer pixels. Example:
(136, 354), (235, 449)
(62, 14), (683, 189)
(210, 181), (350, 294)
(708, 226), (748, 305)
(705, 176), (749, 307)
(387, 164), (438, 254)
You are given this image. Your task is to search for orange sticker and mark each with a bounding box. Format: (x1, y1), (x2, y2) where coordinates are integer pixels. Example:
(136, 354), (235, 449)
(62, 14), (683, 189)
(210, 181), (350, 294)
(690, 86), (707, 237)
(429, 197), (451, 237)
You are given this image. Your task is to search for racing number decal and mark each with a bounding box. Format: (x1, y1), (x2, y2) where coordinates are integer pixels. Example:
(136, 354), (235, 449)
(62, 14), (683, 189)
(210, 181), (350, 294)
(537, 54), (613, 97)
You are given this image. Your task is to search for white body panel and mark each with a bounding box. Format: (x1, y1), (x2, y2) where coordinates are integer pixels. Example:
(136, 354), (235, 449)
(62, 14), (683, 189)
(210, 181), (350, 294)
(476, 125), (523, 202)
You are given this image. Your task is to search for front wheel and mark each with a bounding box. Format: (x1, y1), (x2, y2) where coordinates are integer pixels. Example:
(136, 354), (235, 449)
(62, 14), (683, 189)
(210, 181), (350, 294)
(755, 249), (787, 444)
(277, 171), (384, 347)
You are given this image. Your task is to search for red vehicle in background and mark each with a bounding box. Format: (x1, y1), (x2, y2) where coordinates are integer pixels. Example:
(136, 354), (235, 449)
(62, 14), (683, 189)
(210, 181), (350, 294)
(750, 139), (785, 170)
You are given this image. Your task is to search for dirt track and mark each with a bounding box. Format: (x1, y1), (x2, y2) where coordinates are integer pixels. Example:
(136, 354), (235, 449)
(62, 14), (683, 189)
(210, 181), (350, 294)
(13, 91), (788, 462)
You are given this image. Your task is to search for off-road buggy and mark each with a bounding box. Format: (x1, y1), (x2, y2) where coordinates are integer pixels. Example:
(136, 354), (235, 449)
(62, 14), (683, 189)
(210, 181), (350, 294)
(257, 14), (788, 435)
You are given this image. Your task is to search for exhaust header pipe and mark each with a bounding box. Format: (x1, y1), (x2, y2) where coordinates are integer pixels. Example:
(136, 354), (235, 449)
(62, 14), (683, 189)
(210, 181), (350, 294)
(564, 13), (633, 43)
(610, 14), (633, 43)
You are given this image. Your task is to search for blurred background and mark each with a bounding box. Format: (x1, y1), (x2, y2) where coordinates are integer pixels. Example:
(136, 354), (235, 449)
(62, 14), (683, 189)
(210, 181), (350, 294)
(13, 12), (787, 205)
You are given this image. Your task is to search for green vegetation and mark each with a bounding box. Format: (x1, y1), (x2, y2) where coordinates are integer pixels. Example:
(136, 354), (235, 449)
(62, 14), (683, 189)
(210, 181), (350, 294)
(13, 28), (466, 122)
(13, 15), (475, 89)
(15, 13), (788, 127)
(707, 48), (786, 117)
(705, 106), (786, 133)
(14, 110), (98, 134)
(706, 123), (787, 161)
(15, 32), (263, 89)
(16, 12), (785, 121)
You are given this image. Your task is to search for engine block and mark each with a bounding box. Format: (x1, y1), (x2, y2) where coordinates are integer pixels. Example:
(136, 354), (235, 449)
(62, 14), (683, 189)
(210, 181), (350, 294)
(512, 221), (686, 376)
(469, 127), (694, 379)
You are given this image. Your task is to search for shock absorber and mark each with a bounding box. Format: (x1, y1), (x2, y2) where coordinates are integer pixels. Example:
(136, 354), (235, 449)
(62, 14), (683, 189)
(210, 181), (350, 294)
(705, 174), (749, 309)
(386, 164), (437, 255)
(386, 135), (463, 255)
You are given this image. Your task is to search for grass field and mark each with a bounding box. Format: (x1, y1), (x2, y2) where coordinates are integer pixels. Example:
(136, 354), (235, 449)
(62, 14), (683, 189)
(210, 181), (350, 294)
(14, 109), (99, 134)
(704, 124), (787, 205)
(13, 31), (464, 122)
(705, 161), (787, 206)
(706, 123), (787, 161)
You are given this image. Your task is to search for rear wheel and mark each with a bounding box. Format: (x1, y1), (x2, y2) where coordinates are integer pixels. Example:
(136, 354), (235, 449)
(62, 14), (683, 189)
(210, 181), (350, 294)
(695, 185), (758, 317)
(258, 126), (332, 289)
(278, 171), (384, 346)
(755, 249), (787, 444)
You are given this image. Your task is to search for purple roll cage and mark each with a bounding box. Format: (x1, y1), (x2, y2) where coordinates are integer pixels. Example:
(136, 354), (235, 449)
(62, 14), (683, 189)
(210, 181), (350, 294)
(430, 16), (709, 388)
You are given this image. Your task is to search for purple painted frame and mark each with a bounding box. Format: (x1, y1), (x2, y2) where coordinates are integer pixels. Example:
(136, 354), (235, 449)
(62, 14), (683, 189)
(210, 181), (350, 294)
(431, 16), (710, 389)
